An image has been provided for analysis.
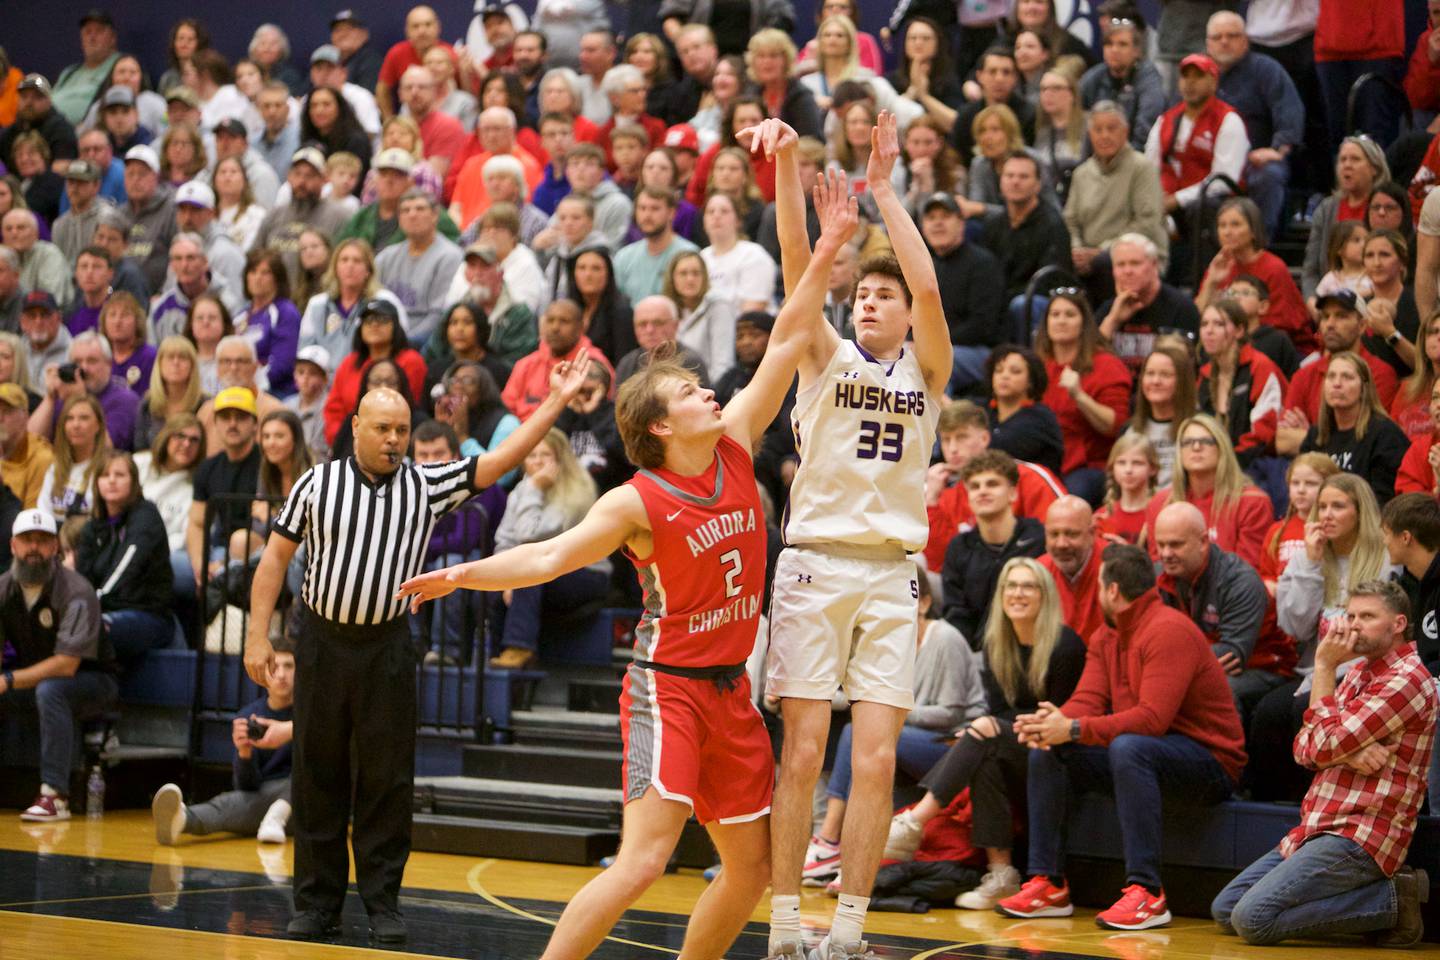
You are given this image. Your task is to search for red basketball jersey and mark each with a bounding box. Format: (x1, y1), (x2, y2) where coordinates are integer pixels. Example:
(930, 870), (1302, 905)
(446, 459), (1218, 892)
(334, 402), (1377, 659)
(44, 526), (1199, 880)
(624, 435), (767, 667)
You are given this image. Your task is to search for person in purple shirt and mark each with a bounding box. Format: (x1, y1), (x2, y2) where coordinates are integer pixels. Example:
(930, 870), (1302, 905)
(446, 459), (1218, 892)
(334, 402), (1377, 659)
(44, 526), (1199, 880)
(233, 249), (303, 398)
(27, 330), (140, 452)
(63, 246), (115, 336)
(98, 291), (156, 396)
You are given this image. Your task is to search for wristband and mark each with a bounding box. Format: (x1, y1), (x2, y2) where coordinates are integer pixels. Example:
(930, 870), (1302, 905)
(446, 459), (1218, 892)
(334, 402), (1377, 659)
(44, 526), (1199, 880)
(1069, 718), (1081, 742)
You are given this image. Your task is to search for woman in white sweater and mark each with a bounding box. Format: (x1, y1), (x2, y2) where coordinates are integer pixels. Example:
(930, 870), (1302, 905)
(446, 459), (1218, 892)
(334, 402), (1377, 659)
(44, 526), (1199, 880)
(38, 395), (110, 522)
(663, 251), (736, 383)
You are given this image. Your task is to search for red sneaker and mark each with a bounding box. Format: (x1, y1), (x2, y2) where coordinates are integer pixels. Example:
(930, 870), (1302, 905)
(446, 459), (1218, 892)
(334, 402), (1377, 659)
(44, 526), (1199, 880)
(20, 793), (70, 822)
(995, 875), (1073, 918)
(1095, 884), (1172, 931)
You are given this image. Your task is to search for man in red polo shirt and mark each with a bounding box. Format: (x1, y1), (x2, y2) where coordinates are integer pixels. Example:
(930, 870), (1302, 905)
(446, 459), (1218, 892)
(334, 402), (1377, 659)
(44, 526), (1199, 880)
(378, 6), (455, 118)
(502, 299), (613, 420)
(397, 65), (466, 187)
(1277, 289), (1399, 453)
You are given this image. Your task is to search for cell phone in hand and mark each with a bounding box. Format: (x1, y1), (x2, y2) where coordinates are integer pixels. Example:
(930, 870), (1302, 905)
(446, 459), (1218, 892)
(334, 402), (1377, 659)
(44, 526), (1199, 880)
(247, 718), (266, 741)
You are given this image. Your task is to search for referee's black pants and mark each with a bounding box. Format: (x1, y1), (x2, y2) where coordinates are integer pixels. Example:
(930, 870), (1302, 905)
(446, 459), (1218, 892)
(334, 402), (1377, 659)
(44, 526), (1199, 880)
(292, 605), (416, 918)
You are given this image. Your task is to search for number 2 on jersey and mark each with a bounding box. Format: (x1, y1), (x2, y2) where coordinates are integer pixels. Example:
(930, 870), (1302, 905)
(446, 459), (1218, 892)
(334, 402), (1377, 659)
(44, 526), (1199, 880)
(720, 549), (743, 598)
(857, 420), (904, 461)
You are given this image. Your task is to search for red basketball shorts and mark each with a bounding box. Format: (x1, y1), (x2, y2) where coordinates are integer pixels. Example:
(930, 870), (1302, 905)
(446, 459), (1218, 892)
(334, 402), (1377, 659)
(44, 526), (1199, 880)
(618, 663), (774, 824)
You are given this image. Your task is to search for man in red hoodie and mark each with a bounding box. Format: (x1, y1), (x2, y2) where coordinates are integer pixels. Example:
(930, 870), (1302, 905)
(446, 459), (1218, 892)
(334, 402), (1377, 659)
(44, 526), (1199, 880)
(1038, 496), (1104, 645)
(996, 543), (1246, 932)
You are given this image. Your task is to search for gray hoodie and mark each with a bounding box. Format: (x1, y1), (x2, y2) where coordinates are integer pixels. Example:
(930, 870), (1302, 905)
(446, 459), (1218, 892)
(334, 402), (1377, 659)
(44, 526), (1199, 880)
(123, 188), (178, 294)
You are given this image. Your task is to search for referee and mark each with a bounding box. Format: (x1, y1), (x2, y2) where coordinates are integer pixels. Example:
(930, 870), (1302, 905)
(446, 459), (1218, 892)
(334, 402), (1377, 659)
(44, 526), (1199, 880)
(245, 351), (590, 943)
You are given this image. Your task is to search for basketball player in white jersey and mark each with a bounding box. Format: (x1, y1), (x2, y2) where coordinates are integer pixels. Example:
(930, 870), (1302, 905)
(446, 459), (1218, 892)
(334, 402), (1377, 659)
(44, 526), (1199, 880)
(760, 111), (952, 960)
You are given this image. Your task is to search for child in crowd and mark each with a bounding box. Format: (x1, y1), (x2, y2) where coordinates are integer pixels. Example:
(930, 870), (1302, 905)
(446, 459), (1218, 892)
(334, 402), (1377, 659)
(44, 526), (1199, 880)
(1094, 433), (1157, 546)
(324, 152), (363, 214)
(152, 633), (295, 844)
(1313, 220), (1372, 302)
(608, 126), (648, 198)
(282, 345), (331, 463)
(1256, 452), (1339, 598)
(1222, 275), (1300, 378)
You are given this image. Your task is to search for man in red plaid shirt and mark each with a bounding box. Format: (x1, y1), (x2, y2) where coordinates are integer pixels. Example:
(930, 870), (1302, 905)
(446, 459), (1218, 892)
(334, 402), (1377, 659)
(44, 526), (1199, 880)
(1213, 579), (1437, 947)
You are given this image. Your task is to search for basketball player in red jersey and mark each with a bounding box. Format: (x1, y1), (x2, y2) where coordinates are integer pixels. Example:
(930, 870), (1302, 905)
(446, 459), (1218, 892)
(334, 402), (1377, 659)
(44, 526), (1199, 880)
(396, 159), (860, 960)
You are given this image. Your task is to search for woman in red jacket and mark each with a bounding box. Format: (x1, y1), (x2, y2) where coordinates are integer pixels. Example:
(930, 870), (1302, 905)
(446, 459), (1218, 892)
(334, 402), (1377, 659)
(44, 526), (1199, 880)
(322, 298), (427, 445)
(1142, 413), (1275, 569)
(1389, 309), (1440, 440)
(1196, 197), (1314, 353)
(1397, 380), (1440, 496)
(1196, 299), (1288, 466)
(1034, 289), (1132, 505)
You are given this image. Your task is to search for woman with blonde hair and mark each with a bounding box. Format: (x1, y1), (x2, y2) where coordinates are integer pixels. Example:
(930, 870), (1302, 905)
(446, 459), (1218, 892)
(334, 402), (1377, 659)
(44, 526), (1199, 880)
(38, 394), (110, 521)
(829, 98), (877, 181)
(1390, 307), (1440, 440)
(663, 251), (736, 381)
(1298, 351), (1409, 503)
(744, 29), (823, 140)
(1032, 69), (1086, 194)
(1141, 413), (1273, 568)
(799, 15), (920, 125)
(1257, 472), (1397, 800)
(1258, 452), (1339, 598)
(487, 429), (610, 669)
(959, 104), (1051, 219)
(703, 145), (766, 239)
(1125, 336), (1198, 486)
(0, 331), (38, 408)
(214, 155), (267, 252)
(298, 237), (405, 364)
(134, 336), (207, 450)
(897, 114), (964, 214)
(882, 557), (1086, 910)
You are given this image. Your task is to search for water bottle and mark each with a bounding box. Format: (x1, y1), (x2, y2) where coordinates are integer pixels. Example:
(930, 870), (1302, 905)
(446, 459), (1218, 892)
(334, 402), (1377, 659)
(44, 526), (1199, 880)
(86, 765), (105, 819)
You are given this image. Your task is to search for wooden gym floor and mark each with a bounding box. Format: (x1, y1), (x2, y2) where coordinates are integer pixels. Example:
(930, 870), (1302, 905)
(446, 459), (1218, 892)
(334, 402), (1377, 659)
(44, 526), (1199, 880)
(0, 811), (1426, 959)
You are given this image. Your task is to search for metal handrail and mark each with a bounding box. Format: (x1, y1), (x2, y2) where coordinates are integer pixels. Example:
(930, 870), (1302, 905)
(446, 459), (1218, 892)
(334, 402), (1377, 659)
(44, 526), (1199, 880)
(1021, 264), (1078, 345)
(1345, 71), (1413, 142)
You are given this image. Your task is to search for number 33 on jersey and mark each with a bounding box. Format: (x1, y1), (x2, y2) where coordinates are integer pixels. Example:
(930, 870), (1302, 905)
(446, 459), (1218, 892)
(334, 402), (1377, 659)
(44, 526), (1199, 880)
(785, 341), (940, 552)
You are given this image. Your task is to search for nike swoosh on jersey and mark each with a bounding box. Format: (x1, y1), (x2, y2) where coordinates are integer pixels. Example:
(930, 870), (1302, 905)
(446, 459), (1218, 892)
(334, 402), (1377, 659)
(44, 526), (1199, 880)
(666, 509), (685, 521)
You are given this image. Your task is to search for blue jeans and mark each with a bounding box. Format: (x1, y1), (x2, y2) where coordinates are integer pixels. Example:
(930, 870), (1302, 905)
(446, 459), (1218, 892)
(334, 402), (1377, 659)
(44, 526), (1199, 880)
(1212, 833), (1397, 945)
(497, 566), (611, 654)
(105, 609), (174, 665)
(0, 671), (120, 791)
(1026, 733), (1235, 889)
(826, 722), (951, 801)
(409, 550), (484, 663)
(949, 345), (992, 396)
(1245, 157), (1290, 239)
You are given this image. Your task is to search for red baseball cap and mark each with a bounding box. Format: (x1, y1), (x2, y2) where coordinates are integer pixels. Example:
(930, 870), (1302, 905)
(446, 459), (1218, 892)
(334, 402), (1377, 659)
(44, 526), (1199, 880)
(1179, 53), (1219, 78)
(663, 124), (700, 153)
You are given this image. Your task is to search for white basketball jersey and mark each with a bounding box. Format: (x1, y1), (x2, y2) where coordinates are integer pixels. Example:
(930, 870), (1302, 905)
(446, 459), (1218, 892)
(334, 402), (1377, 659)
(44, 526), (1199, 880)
(784, 340), (939, 552)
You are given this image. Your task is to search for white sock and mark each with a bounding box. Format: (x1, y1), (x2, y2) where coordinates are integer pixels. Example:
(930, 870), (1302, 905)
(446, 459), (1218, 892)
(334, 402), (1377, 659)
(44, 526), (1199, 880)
(768, 894), (802, 953)
(39, 783), (59, 798)
(829, 894), (869, 948)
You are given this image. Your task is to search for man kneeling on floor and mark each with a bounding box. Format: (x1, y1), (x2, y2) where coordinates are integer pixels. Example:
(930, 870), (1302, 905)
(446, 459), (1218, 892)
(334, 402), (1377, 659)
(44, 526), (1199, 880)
(997, 543), (1246, 930)
(153, 633), (294, 844)
(1212, 579), (1436, 948)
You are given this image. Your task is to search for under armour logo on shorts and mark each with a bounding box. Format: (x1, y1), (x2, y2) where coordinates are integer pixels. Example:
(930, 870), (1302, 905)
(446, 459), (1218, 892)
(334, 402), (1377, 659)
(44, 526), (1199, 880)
(796, 574), (813, 583)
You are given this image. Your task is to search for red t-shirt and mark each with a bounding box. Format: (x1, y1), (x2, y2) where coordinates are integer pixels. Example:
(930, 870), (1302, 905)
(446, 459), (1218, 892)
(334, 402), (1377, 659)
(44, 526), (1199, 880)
(1337, 197), (1368, 222)
(623, 435), (768, 667)
(1142, 485), (1275, 570)
(379, 41), (456, 89)
(418, 109), (468, 173)
(1095, 501), (1148, 545)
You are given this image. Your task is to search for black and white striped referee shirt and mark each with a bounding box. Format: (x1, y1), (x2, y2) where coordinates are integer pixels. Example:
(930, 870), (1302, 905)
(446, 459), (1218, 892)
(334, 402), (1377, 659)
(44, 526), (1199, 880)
(272, 456), (480, 625)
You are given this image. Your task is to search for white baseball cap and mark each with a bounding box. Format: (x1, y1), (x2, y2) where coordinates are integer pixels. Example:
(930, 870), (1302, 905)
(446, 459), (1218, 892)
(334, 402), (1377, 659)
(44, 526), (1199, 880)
(175, 180), (216, 209)
(124, 144), (160, 174)
(12, 509), (58, 537)
(295, 344), (332, 373)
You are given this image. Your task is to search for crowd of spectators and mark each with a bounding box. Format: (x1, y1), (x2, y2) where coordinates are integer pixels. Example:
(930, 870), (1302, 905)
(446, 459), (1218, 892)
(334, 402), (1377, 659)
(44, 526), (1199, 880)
(1, 0), (1439, 947)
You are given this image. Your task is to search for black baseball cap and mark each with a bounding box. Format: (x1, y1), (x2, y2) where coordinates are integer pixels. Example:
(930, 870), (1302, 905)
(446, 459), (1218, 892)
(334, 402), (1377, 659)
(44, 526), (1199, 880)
(213, 117), (247, 138)
(922, 191), (960, 215)
(78, 9), (115, 29)
(737, 310), (775, 333)
(1314, 289), (1361, 313)
(360, 297), (399, 322)
(330, 8), (365, 28)
(22, 291), (58, 313)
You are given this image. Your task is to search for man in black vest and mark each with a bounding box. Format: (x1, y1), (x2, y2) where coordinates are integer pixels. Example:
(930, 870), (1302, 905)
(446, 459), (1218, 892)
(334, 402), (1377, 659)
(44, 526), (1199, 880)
(0, 509), (117, 821)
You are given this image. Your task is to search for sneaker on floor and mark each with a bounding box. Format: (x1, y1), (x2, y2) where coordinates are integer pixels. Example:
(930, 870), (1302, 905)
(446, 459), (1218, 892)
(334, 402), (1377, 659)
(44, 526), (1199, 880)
(995, 875), (1073, 918)
(762, 942), (806, 960)
(256, 798), (291, 844)
(1094, 884), (1172, 931)
(488, 647), (536, 669)
(802, 834), (841, 880)
(956, 865), (1022, 910)
(286, 910), (341, 940)
(20, 791), (69, 823)
(807, 936), (877, 959)
(883, 810), (924, 861)
(152, 783), (185, 845)
(368, 911), (406, 943)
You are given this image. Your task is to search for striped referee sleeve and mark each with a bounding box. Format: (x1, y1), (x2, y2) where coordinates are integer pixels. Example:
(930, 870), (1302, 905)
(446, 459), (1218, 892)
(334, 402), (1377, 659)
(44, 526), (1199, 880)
(272, 464), (320, 542)
(420, 457), (481, 518)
